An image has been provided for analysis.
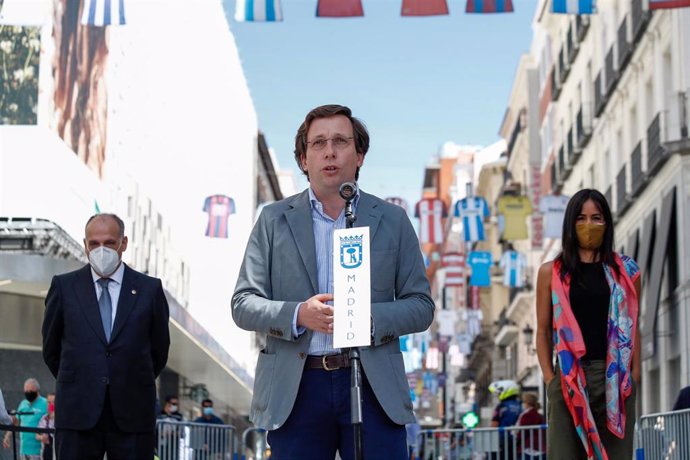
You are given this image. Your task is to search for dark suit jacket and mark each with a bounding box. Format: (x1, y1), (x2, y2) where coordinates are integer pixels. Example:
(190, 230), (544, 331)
(42, 264), (170, 433)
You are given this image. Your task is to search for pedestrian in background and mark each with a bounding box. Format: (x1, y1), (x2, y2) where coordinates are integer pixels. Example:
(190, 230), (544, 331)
(672, 386), (690, 411)
(157, 395), (184, 459)
(192, 399), (225, 459)
(2, 378), (48, 460)
(42, 213), (170, 460)
(536, 189), (641, 459)
(36, 393), (55, 460)
(516, 392), (545, 460)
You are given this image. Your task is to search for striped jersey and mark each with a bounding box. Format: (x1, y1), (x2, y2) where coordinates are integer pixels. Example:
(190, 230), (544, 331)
(81, 0), (126, 26)
(442, 252), (466, 287)
(454, 197), (490, 242)
(499, 250), (527, 287)
(415, 198), (447, 244)
(539, 194), (570, 239)
(235, 0), (283, 22)
(203, 195), (235, 238)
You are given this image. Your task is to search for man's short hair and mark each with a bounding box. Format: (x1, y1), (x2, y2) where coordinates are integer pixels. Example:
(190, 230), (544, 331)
(165, 395), (178, 404)
(201, 398), (213, 406)
(293, 104), (370, 181)
(85, 213), (125, 238)
(24, 378), (40, 391)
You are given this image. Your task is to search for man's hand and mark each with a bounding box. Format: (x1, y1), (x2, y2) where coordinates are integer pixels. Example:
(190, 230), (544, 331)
(2, 434), (10, 449)
(297, 293), (334, 334)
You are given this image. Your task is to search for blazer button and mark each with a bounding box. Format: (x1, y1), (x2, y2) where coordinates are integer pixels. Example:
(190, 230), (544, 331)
(102, 377), (109, 384)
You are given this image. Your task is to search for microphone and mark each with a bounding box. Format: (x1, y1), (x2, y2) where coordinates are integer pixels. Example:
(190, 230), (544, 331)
(339, 182), (357, 227)
(339, 182), (358, 202)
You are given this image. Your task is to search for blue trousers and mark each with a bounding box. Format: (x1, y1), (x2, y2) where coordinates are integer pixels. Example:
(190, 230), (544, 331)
(267, 367), (407, 460)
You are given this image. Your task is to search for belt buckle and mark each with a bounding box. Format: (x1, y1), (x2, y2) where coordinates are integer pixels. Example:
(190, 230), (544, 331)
(322, 355), (340, 371)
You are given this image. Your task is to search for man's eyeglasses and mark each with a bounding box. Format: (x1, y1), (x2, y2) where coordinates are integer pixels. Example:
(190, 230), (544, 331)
(306, 136), (353, 151)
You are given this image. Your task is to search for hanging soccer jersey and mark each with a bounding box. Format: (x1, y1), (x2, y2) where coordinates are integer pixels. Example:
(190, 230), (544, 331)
(203, 194), (235, 238)
(539, 194), (570, 239)
(499, 250), (527, 287)
(454, 196), (490, 242)
(415, 198), (447, 244)
(467, 251), (493, 287)
(385, 196), (409, 213)
(497, 195), (533, 240)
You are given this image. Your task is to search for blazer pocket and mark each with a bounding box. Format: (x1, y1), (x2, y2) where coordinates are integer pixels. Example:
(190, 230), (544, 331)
(57, 370), (75, 383)
(252, 350), (276, 412)
(371, 250), (396, 293)
(388, 352), (413, 409)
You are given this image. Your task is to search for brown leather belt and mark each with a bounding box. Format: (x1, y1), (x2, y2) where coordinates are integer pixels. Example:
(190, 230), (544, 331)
(306, 352), (351, 371)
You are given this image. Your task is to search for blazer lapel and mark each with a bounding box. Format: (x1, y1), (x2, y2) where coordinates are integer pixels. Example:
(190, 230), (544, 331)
(74, 265), (107, 345)
(285, 191), (318, 294)
(110, 264), (141, 343)
(354, 191), (382, 241)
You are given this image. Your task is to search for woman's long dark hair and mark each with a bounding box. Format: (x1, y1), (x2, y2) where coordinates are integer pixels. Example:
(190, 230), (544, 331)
(556, 189), (619, 279)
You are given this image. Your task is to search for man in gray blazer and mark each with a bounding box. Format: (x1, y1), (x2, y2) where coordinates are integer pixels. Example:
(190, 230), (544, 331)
(232, 104), (434, 460)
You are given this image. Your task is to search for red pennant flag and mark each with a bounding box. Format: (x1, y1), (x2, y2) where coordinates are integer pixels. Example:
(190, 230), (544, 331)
(648, 0), (690, 9)
(317, 0), (364, 17)
(401, 0), (449, 16)
(466, 0), (514, 13)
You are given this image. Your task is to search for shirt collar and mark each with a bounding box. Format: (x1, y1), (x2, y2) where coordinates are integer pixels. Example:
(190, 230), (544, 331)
(90, 260), (125, 285)
(308, 186), (361, 212)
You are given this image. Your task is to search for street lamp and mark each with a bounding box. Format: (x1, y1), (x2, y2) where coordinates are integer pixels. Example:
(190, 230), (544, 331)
(522, 324), (536, 355)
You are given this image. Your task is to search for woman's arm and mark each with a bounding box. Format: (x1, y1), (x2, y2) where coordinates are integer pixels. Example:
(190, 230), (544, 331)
(631, 276), (642, 384)
(536, 262), (555, 383)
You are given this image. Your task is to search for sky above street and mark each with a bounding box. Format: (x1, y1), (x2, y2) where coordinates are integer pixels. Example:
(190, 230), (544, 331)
(226, 0), (536, 209)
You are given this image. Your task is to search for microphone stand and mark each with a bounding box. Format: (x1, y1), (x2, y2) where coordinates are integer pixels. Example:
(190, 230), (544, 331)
(344, 197), (364, 460)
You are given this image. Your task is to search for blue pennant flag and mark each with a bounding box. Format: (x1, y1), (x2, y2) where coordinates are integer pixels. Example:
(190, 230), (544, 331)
(551, 0), (595, 14)
(235, 0), (283, 22)
(81, 0), (126, 26)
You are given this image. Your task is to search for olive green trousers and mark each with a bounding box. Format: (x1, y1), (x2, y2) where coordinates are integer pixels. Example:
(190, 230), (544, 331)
(547, 360), (637, 459)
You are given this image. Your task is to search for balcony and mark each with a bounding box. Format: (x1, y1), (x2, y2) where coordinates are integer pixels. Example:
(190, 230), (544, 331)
(558, 144), (572, 182)
(567, 25), (579, 63)
(616, 165), (630, 217)
(594, 72), (607, 117)
(551, 161), (561, 192)
(630, 141), (646, 197)
(647, 112), (669, 176)
(559, 47), (570, 84)
(618, 17), (632, 74)
(631, 0), (652, 44)
(605, 46), (618, 97)
(576, 106), (593, 148)
(551, 68), (561, 101)
(604, 185), (612, 208)
(567, 128), (575, 163)
(576, 15), (590, 42)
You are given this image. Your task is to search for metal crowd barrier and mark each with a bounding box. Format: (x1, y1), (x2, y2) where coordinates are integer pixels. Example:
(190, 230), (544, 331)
(635, 408), (690, 460)
(415, 425), (547, 460)
(0, 423), (54, 460)
(156, 420), (236, 460)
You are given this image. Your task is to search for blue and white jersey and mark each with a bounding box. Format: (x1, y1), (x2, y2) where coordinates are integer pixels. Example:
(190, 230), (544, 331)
(454, 196), (490, 242)
(499, 250), (527, 287)
(467, 251), (493, 287)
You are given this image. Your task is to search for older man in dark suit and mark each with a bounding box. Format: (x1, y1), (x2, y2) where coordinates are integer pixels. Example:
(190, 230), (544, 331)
(42, 213), (170, 459)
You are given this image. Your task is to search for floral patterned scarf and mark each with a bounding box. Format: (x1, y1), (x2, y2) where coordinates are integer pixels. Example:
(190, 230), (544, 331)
(551, 254), (639, 459)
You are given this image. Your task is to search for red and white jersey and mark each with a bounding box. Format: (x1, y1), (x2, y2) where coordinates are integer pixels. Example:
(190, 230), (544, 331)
(414, 198), (447, 244)
(442, 252), (466, 287)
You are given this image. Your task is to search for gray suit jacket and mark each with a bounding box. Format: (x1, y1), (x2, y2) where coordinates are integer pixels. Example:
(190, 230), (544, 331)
(232, 189), (434, 430)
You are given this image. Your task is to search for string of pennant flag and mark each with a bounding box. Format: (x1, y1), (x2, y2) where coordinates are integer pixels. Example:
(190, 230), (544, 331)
(234, 0), (690, 22)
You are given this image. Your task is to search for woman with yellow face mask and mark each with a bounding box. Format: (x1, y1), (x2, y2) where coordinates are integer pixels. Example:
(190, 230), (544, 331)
(535, 189), (642, 460)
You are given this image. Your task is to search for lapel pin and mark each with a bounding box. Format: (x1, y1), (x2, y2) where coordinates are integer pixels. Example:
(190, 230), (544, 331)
(131, 289), (137, 295)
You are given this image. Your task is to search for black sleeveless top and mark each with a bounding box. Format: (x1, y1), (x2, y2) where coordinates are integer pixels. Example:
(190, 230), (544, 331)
(569, 262), (610, 360)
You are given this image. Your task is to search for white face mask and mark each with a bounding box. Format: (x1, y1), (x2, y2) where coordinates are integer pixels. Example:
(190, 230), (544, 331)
(88, 245), (121, 277)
